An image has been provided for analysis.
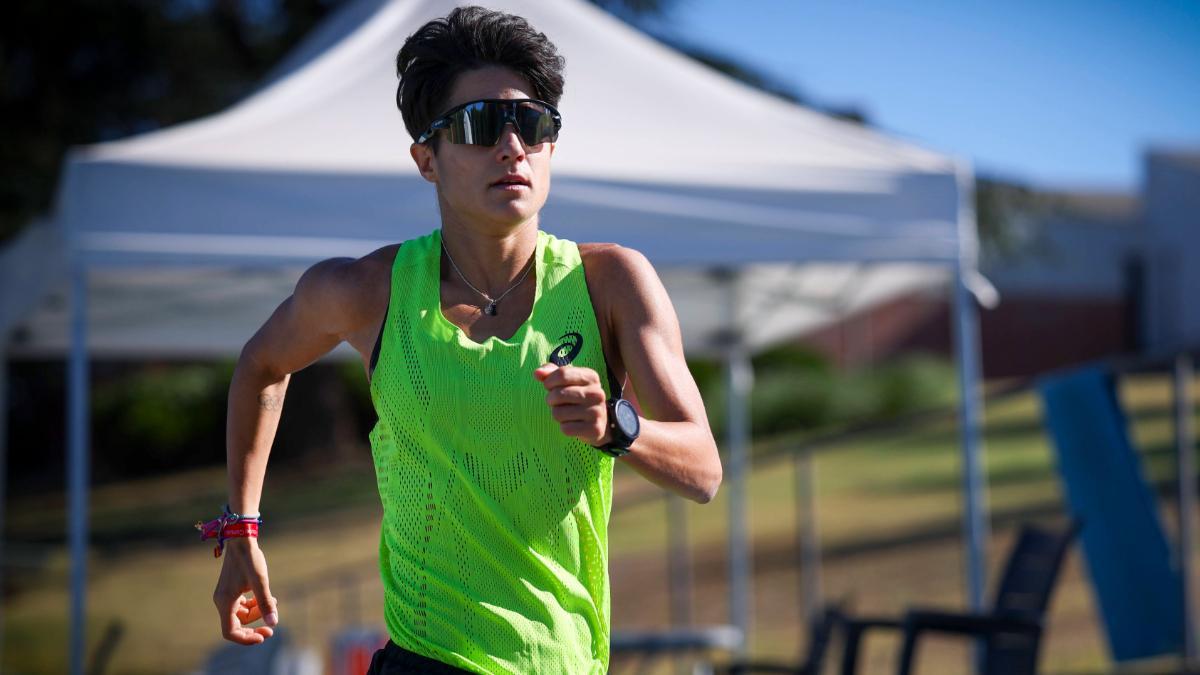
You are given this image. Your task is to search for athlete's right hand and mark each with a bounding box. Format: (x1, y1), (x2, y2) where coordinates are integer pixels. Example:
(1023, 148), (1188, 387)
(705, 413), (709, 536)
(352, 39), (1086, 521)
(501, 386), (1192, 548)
(213, 537), (279, 645)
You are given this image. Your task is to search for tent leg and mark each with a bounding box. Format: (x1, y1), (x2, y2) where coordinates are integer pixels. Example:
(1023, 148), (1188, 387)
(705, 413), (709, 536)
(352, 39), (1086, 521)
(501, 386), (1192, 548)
(667, 494), (693, 630)
(724, 344), (753, 653)
(953, 263), (989, 672)
(794, 449), (822, 624)
(68, 260), (90, 675)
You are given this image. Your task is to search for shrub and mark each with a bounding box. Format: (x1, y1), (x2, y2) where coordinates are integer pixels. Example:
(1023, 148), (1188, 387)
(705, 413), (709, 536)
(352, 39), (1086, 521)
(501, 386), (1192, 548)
(692, 347), (957, 445)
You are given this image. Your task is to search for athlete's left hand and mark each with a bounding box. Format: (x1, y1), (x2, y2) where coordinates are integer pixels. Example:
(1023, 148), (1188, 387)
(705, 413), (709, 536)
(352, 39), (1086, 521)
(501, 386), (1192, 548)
(534, 363), (611, 446)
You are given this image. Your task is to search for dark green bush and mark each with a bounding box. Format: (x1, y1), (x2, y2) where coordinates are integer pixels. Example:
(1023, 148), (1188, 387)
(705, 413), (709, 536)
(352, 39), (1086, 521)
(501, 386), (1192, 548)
(91, 361), (235, 476)
(692, 347), (957, 445)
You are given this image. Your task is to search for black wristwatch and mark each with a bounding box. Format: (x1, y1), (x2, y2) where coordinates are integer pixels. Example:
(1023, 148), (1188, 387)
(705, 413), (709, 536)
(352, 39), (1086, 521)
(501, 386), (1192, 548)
(596, 397), (640, 457)
(593, 365), (639, 458)
(546, 342), (639, 458)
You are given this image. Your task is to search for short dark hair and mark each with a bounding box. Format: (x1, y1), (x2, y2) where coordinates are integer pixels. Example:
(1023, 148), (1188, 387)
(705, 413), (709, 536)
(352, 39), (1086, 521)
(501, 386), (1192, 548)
(395, 6), (566, 149)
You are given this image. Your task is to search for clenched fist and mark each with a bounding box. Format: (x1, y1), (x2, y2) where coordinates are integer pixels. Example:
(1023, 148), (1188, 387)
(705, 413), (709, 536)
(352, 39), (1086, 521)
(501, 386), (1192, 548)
(533, 363), (611, 446)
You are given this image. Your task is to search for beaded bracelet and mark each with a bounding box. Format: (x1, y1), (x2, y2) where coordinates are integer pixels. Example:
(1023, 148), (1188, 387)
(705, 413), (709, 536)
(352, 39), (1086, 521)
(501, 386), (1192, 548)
(196, 504), (262, 558)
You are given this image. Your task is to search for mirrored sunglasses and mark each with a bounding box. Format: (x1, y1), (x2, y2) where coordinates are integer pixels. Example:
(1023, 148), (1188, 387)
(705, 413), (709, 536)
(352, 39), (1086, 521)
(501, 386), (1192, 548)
(416, 98), (562, 147)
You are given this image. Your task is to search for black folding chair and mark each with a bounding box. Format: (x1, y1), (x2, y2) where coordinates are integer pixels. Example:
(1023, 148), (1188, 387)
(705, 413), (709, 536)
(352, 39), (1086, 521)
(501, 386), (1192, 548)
(839, 519), (1081, 675)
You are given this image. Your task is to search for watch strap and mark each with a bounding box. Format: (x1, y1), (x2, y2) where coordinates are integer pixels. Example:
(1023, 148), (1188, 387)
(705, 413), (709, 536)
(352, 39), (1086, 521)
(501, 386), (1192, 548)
(595, 398), (637, 457)
(595, 364), (631, 457)
(598, 443), (630, 458)
(605, 363), (623, 399)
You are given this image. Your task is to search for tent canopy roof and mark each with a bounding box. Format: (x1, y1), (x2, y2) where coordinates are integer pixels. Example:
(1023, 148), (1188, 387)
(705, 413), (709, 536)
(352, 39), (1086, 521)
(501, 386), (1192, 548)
(78, 0), (955, 184)
(14, 0), (980, 358)
(57, 0), (971, 270)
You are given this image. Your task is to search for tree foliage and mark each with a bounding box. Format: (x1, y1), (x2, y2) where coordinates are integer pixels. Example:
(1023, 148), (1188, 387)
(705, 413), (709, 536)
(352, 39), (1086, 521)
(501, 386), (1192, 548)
(4, 0), (1014, 256)
(974, 174), (1062, 261)
(1, 0), (347, 242)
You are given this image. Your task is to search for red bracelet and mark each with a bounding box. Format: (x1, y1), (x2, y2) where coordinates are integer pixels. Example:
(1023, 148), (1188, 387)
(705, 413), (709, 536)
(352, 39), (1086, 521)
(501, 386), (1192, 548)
(196, 506), (262, 558)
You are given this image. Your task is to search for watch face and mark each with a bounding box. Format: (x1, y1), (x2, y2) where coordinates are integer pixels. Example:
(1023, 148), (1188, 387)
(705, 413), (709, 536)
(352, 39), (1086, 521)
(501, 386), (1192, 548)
(614, 399), (639, 437)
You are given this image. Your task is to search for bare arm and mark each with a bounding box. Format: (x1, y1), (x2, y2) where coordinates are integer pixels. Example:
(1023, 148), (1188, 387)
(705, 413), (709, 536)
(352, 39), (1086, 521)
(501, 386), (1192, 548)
(603, 247), (722, 503)
(216, 256), (370, 644)
(225, 258), (361, 514)
(535, 246), (722, 504)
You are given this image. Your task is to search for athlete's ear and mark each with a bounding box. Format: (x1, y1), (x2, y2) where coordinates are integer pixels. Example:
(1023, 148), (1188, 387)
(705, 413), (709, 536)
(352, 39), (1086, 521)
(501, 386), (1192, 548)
(410, 142), (438, 183)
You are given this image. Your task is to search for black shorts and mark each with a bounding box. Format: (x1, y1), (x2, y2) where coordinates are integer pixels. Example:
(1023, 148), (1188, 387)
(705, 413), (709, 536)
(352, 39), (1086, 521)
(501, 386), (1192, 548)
(365, 640), (474, 675)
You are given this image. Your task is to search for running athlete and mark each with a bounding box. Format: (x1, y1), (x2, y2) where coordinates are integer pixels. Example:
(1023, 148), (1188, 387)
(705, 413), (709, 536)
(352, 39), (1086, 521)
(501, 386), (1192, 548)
(210, 6), (722, 673)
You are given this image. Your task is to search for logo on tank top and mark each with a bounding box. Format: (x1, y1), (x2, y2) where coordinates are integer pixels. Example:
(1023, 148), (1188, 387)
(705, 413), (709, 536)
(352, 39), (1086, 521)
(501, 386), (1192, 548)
(549, 332), (583, 366)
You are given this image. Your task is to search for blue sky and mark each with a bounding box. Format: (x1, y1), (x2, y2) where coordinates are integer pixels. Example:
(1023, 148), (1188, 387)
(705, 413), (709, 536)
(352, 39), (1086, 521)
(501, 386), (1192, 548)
(641, 0), (1200, 192)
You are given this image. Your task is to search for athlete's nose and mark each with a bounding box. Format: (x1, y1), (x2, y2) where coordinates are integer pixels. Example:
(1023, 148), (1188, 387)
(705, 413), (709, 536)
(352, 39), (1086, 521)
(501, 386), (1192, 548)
(496, 123), (526, 162)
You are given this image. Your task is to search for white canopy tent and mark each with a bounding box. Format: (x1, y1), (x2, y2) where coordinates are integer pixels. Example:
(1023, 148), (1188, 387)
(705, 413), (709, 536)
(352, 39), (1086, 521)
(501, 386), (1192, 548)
(4, 0), (991, 671)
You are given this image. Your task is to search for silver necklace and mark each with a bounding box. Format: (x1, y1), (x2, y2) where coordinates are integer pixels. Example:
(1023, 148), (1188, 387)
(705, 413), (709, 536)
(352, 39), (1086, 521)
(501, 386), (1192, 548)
(441, 239), (535, 316)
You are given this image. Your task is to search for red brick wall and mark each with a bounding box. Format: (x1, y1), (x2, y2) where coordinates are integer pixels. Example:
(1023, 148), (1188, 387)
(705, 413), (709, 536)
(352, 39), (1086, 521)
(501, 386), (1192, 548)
(797, 294), (1130, 379)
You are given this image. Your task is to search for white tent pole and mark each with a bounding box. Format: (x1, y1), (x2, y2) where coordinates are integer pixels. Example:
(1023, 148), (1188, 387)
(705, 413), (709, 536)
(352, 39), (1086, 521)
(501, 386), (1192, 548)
(795, 448), (822, 624)
(666, 494), (693, 628)
(953, 263), (988, 601)
(67, 258), (90, 675)
(723, 269), (753, 652)
(951, 159), (989, 646)
(952, 261), (989, 675)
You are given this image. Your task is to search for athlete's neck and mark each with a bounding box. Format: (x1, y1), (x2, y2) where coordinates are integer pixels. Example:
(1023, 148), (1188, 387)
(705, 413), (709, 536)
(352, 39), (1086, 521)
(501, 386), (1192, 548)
(439, 220), (538, 295)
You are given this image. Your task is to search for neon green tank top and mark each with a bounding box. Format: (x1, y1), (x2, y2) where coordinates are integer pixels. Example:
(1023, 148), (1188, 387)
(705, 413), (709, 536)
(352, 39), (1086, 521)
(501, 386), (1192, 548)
(368, 227), (615, 674)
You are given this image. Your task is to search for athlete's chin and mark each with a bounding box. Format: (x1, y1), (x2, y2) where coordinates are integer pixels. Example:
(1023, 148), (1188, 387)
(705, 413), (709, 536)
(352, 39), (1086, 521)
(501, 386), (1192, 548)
(472, 209), (534, 231)
(486, 199), (544, 223)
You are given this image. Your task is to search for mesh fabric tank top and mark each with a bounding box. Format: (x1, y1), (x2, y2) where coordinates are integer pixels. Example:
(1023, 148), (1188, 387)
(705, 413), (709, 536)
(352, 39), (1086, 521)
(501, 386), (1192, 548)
(368, 227), (616, 674)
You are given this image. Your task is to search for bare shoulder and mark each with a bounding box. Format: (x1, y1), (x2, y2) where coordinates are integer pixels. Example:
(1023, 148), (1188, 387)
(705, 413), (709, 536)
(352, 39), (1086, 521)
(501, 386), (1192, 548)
(578, 242), (658, 287)
(578, 242), (674, 342)
(346, 243), (401, 293)
(293, 244), (400, 338)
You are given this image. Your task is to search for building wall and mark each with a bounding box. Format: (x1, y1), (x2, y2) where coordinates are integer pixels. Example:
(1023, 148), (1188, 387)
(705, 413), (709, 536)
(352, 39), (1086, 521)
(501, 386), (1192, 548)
(798, 185), (1146, 379)
(787, 149), (1200, 378)
(799, 292), (1130, 379)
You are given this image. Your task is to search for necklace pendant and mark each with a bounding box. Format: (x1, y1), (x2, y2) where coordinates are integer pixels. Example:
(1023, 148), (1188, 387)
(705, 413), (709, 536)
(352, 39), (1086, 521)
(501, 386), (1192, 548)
(484, 301), (498, 316)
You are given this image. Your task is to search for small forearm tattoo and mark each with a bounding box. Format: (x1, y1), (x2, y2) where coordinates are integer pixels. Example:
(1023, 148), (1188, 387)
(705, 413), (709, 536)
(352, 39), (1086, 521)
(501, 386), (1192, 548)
(258, 393), (284, 412)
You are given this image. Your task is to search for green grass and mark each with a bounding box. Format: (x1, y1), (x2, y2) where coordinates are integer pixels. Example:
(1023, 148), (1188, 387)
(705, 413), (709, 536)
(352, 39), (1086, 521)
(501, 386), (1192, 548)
(609, 371), (1199, 673)
(2, 372), (1196, 674)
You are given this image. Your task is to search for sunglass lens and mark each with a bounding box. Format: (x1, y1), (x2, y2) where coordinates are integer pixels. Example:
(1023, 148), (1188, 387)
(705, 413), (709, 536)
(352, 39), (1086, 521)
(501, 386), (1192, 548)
(439, 100), (558, 146)
(516, 102), (558, 145)
(448, 101), (504, 146)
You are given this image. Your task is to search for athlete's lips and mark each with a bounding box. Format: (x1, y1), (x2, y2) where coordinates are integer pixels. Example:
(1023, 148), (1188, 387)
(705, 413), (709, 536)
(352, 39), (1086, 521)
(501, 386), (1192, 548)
(490, 174), (531, 188)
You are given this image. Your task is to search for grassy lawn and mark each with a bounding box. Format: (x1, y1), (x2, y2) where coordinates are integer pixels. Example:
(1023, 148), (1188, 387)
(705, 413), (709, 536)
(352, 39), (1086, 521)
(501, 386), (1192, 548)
(609, 372), (1197, 674)
(2, 372), (1196, 673)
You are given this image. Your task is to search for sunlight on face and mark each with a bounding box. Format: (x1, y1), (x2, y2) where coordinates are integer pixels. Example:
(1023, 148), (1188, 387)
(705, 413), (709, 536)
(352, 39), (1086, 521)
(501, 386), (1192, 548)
(410, 65), (556, 235)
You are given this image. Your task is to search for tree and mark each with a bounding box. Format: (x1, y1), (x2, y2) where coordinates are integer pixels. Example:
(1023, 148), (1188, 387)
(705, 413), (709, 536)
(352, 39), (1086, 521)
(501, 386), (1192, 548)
(0, 0), (347, 243)
(0, 0), (861, 244)
(974, 174), (1062, 262)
